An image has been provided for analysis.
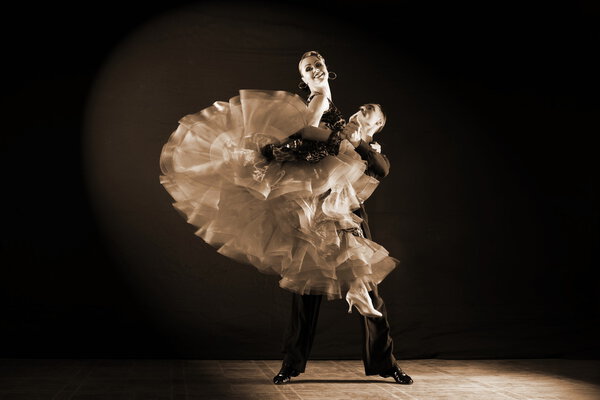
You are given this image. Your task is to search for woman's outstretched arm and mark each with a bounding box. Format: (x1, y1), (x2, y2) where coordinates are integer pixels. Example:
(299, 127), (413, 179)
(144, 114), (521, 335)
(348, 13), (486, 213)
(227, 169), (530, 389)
(299, 125), (333, 142)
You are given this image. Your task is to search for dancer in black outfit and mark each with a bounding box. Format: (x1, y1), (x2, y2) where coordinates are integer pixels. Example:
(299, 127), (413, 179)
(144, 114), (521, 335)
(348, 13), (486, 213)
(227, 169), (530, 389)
(272, 51), (412, 386)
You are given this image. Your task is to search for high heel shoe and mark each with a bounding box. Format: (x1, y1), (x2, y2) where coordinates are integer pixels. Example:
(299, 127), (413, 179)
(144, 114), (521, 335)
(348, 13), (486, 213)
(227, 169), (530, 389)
(345, 286), (383, 318)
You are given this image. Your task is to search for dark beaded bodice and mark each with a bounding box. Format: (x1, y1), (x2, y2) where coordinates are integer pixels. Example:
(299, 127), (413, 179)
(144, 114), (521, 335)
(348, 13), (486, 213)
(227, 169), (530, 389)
(262, 98), (346, 163)
(317, 96), (346, 133)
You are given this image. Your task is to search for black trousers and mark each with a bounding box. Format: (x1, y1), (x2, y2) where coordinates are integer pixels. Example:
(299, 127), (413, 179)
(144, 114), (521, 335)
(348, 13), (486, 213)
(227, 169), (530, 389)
(280, 285), (397, 375)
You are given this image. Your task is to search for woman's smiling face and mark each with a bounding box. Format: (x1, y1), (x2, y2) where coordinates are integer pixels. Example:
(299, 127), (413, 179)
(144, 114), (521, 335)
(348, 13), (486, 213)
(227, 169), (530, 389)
(299, 55), (328, 89)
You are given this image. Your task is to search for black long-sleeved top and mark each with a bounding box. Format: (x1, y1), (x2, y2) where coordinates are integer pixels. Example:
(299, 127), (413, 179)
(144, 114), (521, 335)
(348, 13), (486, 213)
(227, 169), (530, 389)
(353, 140), (390, 240)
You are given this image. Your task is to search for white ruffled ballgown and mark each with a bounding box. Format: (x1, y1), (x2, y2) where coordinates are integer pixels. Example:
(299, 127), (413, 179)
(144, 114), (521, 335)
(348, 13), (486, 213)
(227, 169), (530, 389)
(160, 90), (397, 300)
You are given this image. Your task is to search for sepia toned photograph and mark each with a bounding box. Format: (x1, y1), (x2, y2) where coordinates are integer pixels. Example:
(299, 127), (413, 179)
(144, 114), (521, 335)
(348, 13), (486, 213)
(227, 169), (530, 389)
(2, 0), (598, 399)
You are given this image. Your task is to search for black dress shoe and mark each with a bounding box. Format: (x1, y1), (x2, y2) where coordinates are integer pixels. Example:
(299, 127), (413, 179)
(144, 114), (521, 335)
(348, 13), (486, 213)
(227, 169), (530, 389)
(379, 365), (413, 384)
(273, 364), (300, 384)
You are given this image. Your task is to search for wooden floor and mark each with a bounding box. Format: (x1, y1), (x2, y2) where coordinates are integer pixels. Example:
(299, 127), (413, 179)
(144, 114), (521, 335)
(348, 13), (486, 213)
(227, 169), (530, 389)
(1, 359), (599, 399)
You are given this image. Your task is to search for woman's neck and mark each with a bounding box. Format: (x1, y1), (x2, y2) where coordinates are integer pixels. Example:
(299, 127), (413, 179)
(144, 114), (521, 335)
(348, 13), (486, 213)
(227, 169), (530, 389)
(310, 84), (331, 101)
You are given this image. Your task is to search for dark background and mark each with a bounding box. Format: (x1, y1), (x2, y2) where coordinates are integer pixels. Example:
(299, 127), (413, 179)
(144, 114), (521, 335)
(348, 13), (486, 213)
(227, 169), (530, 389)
(2, 0), (598, 360)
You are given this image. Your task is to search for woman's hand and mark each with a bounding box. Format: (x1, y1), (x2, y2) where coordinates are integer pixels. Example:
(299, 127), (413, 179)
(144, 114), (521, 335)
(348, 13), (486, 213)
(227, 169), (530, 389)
(341, 124), (361, 147)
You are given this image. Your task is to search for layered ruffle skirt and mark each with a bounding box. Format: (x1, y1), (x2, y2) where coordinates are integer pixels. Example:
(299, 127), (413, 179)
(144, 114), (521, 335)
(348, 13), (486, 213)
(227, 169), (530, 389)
(160, 90), (397, 299)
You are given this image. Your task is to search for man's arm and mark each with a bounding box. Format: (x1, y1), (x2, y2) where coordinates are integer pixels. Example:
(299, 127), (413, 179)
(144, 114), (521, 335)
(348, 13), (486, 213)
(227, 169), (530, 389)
(354, 140), (390, 179)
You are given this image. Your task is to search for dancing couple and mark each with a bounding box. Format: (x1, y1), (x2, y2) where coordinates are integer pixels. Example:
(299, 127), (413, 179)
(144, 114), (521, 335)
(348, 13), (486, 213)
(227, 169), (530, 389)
(159, 51), (413, 385)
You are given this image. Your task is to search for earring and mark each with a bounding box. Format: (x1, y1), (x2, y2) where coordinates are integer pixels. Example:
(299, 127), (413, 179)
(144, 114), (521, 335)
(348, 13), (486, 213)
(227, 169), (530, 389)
(328, 71), (337, 80)
(298, 81), (308, 89)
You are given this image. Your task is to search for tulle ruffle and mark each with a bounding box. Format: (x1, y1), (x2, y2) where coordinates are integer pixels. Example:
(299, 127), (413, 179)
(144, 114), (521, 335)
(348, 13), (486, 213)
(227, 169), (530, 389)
(160, 90), (397, 299)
